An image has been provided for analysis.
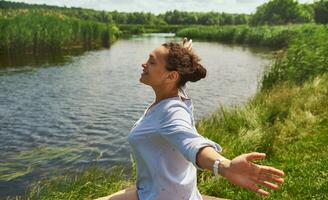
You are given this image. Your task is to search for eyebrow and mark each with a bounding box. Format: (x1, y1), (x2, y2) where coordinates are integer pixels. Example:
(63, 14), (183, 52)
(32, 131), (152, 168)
(149, 54), (156, 59)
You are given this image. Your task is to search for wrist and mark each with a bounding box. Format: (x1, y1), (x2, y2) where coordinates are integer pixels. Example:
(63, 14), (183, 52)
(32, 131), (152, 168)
(219, 159), (231, 177)
(213, 157), (231, 177)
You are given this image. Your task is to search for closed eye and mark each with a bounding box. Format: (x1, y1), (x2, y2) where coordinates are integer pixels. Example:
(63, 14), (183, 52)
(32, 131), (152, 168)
(148, 57), (156, 65)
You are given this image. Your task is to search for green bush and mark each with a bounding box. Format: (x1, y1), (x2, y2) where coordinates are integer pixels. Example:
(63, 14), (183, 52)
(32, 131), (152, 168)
(314, 0), (328, 24)
(261, 25), (328, 89)
(249, 0), (313, 25)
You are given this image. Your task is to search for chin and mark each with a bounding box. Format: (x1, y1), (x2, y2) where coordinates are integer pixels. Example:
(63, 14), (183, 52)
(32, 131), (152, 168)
(139, 77), (147, 85)
(140, 78), (152, 87)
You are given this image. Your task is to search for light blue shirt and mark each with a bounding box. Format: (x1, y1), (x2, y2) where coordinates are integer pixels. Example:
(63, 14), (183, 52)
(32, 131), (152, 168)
(128, 96), (222, 200)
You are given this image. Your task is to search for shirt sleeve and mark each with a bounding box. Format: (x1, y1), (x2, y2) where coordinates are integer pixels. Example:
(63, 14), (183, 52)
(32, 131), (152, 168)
(158, 103), (222, 171)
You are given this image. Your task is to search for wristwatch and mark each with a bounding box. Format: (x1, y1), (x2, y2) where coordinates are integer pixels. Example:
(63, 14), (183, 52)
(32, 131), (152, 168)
(213, 157), (226, 177)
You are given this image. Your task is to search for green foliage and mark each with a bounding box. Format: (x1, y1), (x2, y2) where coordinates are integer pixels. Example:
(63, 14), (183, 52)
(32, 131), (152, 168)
(177, 24), (321, 49)
(0, 1), (249, 26)
(159, 10), (249, 25)
(261, 25), (328, 89)
(250, 0), (313, 26)
(314, 0), (328, 24)
(110, 11), (165, 25)
(25, 166), (134, 200)
(196, 72), (328, 199)
(0, 11), (120, 54)
(118, 24), (187, 35)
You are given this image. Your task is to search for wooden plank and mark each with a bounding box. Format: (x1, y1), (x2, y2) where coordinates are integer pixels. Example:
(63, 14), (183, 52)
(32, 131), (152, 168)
(202, 194), (229, 200)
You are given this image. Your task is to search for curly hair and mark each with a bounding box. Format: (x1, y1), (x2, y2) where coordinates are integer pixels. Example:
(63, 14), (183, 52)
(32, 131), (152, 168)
(162, 42), (206, 87)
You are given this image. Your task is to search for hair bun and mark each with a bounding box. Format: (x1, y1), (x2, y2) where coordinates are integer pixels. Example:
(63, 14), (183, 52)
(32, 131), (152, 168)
(188, 63), (206, 82)
(162, 42), (207, 86)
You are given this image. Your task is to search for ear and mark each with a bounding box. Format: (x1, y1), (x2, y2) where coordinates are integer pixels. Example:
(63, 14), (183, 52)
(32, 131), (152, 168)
(166, 71), (180, 83)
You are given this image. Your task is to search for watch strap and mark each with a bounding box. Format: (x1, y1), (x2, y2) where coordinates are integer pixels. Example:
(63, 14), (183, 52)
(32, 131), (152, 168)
(213, 157), (226, 176)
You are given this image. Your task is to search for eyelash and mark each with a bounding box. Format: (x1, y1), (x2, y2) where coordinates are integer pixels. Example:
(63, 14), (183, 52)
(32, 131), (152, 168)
(148, 59), (155, 65)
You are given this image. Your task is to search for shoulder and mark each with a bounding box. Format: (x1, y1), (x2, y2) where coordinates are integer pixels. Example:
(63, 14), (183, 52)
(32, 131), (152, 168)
(162, 99), (191, 114)
(159, 99), (193, 124)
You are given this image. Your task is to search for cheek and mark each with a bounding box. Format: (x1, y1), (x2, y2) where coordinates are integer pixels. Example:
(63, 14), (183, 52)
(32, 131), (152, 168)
(141, 71), (166, 85)
(150, 71), (166, 83)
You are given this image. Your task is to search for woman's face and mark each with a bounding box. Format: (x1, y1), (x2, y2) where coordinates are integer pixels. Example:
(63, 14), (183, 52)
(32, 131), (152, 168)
(140, 46), (178, 87)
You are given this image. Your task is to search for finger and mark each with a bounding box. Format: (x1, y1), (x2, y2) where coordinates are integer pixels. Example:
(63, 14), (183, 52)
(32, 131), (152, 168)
(259, 173), (284, 184)
(187, 43), (193, 51)
(183, 37), (188, 45)
(260, 166), (285, 177)
(254, 178), (279, 190)
(245, 152), (266, 162)
(249, 184), (270, 196)
(188, 40), (193, 50)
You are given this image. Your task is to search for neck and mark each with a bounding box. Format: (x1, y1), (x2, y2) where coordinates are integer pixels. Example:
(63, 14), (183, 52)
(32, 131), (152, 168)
(152, 86), (179, 104)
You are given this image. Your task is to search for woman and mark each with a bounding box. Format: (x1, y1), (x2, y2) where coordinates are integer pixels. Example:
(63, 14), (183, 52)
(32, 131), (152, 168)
(96, 38), (284, 200)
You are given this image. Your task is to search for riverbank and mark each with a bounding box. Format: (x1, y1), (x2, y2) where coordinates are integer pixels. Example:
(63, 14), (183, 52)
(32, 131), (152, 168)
(176, 24), (326, 49)
(6, 21), (328, 200)
(0, 11), (120, 55)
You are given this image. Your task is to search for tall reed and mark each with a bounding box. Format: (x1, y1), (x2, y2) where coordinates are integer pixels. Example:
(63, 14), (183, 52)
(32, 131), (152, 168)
(0, 12), (120, 54)
(176, 24), (324, 49)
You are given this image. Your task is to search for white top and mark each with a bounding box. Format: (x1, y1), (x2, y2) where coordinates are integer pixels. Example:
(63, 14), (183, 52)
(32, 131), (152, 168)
(128, 96), (222, 200)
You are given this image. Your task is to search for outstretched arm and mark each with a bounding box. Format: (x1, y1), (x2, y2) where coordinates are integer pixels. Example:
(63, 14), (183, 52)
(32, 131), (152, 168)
(196, 146), (284, 196)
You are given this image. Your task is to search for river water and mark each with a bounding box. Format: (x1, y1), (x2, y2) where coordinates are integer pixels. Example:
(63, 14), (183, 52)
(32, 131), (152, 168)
(0, 33), (271, 197)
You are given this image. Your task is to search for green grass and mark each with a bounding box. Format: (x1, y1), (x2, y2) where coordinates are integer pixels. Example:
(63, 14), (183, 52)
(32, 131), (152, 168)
(7, 166), (135, 200)
(176, 24), (325, 49)
(27, 166), (134, 200)
(196, 73), (328, 199)
(0, 11), (120, 54)
(261, 25), (328, 89)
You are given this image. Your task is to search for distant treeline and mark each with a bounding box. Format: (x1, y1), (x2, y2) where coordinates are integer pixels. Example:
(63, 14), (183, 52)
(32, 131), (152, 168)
(2, 0), (327, 26)
(0, 1), (249, 25)
(249, 0), (328, 25)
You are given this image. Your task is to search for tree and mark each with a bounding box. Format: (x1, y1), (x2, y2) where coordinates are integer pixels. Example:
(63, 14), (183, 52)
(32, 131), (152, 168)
(250, 0), (313, 25)
(314, 0), (328, 24)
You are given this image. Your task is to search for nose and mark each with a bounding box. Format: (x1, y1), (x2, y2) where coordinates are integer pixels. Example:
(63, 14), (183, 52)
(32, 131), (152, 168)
(141, 63), (147, 68)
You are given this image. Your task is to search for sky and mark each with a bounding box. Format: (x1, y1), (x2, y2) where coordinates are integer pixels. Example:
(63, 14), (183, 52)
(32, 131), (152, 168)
(10, 0), (315, 14)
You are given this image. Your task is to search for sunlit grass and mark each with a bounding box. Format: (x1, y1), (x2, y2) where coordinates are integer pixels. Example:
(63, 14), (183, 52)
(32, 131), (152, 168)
(261, 25), (328, 89)
(5, 165), (135, 200)
(176, 24), (325, 49)
(0, 12), (120, 54)
(196, 73), (328, 200)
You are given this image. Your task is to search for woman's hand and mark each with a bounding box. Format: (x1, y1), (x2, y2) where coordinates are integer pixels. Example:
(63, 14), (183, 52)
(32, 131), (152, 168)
(220, 152), (284, 196)
(182, 37), (192, 51)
